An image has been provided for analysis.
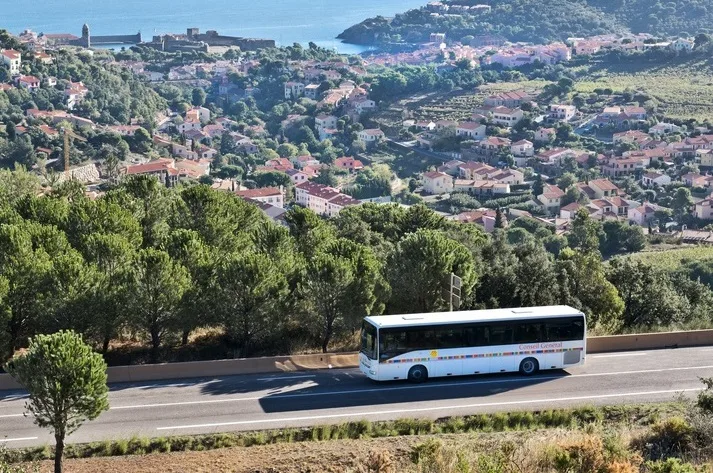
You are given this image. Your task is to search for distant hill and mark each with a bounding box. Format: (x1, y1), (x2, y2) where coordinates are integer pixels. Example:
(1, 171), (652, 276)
(588, 0), (712, 37)
(338, 0), (713, 46)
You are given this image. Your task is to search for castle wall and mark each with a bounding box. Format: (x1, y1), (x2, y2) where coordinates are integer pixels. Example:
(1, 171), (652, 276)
(91, 32), (142, 45)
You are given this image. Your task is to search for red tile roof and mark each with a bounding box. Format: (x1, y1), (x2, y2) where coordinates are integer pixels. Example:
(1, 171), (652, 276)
(236, 187), (282, 198)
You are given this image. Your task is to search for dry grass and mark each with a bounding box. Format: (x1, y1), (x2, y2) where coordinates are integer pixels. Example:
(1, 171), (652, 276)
(29, 429), (651, 473)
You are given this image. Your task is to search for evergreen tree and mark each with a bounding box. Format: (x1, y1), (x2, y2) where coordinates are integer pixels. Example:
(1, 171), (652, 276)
(494, 208), (504, 229)
(5, 331), (109, 473)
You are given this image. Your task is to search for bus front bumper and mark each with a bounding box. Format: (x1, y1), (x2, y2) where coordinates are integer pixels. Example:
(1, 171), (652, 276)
(359, 353), (378, 380)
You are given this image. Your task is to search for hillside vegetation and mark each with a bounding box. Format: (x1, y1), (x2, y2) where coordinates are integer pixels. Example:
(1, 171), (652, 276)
(339, 0), (713, 46)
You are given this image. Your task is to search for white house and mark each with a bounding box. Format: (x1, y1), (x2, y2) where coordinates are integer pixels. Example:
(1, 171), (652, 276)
(588, 179), (621, 198)
(490, 106), (524, 127)
(511, 139), (534, 166)
(178, 119), (202, 134)
(16, 75), (40, 90)
(548, 104), (577, 122)
(286, 168), (309, 185)
(670, 38), (694, 53)
(535, 127), (556, 142)
(696, 198), (713, 220)
(315, 114), (338, 131)
(456, 122), (486, 139)
(537, 184), (565, 213)
(171, 143), (199, 160)
(186, 106), (210, 124)
(358, 128), (385, 143)
(628, 203), (660, 226)
(352, 98), (376, 114)
(304, 83), (321, 99)
(490, 169), (524, 185)
(1, 49), (21, 75)
(649, 122), (682, 136)
(196, 145), (217, 160)
(236, 186), (285, 209)
(295, 181), (360, 217)
(423, 171), (453, 195)
(285, 81), (305, 99)
(559, 202), (583, 220)
(453, 179), (510, 196)
(641, 171), (671, 187)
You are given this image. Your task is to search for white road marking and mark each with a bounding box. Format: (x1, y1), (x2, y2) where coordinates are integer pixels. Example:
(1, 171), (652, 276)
(116, 381), (218, 389)
(107, 364), (713, 411)
(156, 387), (704, 431)
(0, 437), (37, 442)
(257, 375), (316, 381)
(590, 353), (647, 358)
(0, 413), (24, 419)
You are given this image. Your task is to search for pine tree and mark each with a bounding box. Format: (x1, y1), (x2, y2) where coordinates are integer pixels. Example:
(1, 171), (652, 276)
(494, 207), (504, 229)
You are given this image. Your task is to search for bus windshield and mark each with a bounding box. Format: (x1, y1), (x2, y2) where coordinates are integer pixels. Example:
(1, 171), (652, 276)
(360, 321), (377, 360)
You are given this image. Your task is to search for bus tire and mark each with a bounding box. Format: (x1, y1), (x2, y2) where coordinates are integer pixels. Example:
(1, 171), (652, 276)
(519, 358), (539, 376)
(408, 365), (428, 383)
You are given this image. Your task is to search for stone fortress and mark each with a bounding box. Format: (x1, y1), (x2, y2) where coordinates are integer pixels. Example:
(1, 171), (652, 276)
(45, 24), (142, 48)
(142, 28), (275, 53)
(43, 25), (274, 53)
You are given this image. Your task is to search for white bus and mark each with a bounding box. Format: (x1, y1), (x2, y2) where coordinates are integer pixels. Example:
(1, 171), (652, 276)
(359, 305), (586, 382)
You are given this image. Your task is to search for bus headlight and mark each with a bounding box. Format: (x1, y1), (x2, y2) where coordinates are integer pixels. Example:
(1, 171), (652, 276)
(369, 370), (376, 375)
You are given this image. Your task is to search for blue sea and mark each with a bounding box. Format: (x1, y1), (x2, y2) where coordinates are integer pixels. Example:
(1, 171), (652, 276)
(2, 0), (425, 54)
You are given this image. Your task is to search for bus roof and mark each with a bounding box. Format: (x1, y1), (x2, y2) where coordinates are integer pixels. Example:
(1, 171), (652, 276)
(364, 306), (583, 329)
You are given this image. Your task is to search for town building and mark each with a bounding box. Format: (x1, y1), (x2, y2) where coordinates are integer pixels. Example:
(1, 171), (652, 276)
(295, 181), (360, 217)
(284, 81), (305, 99)
(423, 171), (453, 195)
(641, 172), (671, 187)
(236, 186), (285, 209)
(334, 156), (364, 173)
(358, 128), (385, 143)
(1, 49), (21, 75)
(456, 122), (486, 139)
(548, 104), (577, 122)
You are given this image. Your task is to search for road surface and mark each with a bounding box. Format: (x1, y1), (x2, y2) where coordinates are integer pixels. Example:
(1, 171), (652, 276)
(1, 346), (712, 448)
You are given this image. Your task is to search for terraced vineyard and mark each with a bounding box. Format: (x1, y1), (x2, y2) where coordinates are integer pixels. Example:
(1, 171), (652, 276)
(626, 246), (713, 271)
(373, 81), (550, 130)
(575, 57), (713, 121)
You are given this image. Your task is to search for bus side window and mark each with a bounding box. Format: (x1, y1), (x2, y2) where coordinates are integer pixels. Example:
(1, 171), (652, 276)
(406, 328), (436, 351)
(465, 325), (488, 346)
(489, 323), (513, 345)
(437, 326), (465, 349)
(514, 321), (545, 344)
(380, 329), (407, 359)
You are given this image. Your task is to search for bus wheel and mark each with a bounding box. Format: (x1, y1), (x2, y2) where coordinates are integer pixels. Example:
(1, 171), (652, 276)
(519, 358), (539, 376)
(408, 365), (428, 383)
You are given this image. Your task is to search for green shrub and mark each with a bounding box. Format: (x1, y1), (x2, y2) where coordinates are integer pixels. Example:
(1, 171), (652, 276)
(574, 405), (605, 425)
(492, 412), (509, 431)
(111, 439), (128, 456)
(441, 417), (465, 433)
(696, 377), (713, 415)
(551, 436), (606, 473)
(350, 420), (372, 438)
(463, 414), (492, 432)
(411, 439), (443, 464)
(645, 458), (698, 473)
(635, 417), (693, 461)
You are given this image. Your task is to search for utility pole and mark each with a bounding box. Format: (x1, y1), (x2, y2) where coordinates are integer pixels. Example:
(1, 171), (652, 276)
(444, 272), (462, 311)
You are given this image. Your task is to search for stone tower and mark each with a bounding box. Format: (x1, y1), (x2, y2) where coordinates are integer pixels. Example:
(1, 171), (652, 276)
(82, 23), (91, 48)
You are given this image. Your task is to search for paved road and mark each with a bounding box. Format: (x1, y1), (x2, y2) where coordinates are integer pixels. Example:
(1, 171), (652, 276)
(2, 346), (713, 448)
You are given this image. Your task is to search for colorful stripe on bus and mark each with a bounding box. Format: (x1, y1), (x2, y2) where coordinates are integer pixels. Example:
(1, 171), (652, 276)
(381, 347), (583, 364)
